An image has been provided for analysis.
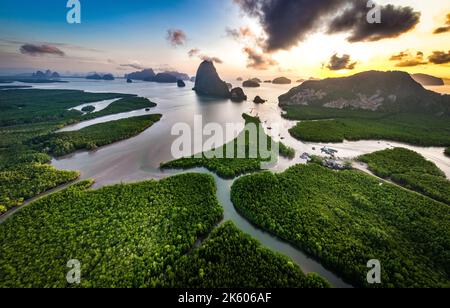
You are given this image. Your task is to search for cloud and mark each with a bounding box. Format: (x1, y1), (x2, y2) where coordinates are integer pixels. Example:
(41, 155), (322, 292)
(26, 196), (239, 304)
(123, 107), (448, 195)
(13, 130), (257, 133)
(389, 51), (427, 67)
(389, 50), (450, 66)
(200, 55), (223, 64)
(434, 27), (450, 35)
(389, 51), (409, 61)
(225, 26), (266, 48)
(233, 0), (420, 51)
(433, 13), (450, 34)
(225, 26), (276, 69)
(1, 39), (102, 53)
(225, 26), (254, 40)
(225, 28), (242, 40)
(188, 48), (200, 58)
(395, 59), (427, 67)
(119, 61), (146, 70)
(243, 47), (277, 70)
(166, 29), (187, 47)
(188, 48), (223, 64)
(428, 51), (450, 65)
(19, 44), (65, 56)
(154, 64), (176, 72)
(326, 53), (357, 71)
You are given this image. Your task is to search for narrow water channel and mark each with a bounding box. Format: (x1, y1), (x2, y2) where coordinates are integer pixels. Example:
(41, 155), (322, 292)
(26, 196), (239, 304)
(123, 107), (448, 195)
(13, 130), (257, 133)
(213, 174), (353, 288)
(140, 166), (353, 288)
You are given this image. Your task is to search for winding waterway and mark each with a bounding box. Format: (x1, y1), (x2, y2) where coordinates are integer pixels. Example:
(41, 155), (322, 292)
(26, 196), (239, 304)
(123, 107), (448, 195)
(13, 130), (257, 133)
(11, 78), (449, 288)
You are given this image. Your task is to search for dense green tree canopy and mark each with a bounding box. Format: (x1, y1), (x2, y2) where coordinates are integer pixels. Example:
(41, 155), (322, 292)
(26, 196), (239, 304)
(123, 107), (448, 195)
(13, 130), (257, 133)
(32, 114), (162, 157)
(284, 106), (450, 147)
(231, 164), (450, 288)
(359, 148), (450, 205)
(170, 222), (329, 288)
(0, 174), (223, 288)
(0, 175), (327, 288)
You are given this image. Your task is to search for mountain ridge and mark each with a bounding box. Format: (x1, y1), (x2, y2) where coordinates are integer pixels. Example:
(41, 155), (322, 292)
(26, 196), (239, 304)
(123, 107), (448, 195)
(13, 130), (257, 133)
(279, 70), (450, 115)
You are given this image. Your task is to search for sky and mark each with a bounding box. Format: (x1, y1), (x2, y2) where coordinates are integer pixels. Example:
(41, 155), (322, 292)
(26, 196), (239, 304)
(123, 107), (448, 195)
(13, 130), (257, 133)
(0, 0), (449, 79)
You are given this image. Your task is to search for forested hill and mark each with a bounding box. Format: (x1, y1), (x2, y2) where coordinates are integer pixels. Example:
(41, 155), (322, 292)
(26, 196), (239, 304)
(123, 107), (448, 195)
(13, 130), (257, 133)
(279, 71), (449, 116)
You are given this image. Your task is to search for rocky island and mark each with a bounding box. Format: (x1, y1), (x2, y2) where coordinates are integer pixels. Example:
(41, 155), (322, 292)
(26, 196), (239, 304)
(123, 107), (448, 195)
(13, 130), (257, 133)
(193, 60), (230, 98)
(230, 87), (247, 102)
(125, 69), (156, 81)
(243, 80), (260, 88)
(32, 70), (60, 79)
(86, 73), (115, 81)
(253, 96), (266, 104)
(125, 69), (189, 83)
(164, 71), (190, 81)
(273, 77), (292, 84)
(153, 73), (177, 83)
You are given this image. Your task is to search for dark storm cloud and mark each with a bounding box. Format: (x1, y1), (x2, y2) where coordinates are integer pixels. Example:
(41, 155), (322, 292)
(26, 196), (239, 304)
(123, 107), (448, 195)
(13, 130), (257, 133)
(389, 51), (427, 67)
(243, 47), (277, 70)
(326, 54), (357, 71)
(20, 44), (65, 56)
(234, 0), (343, 51)
(233, 0), (420, 51)
(166, 29), (187, 47)
(428, 51), (450, 65)
(433, 13), (450, 34)
(328, 2), (420, 42)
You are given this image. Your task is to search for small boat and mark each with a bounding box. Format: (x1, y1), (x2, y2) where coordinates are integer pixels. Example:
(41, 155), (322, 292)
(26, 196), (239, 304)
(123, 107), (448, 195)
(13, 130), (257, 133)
(321, 147), (338, 156)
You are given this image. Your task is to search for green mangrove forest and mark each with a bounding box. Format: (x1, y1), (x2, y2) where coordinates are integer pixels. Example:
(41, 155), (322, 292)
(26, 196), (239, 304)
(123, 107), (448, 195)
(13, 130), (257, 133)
(0, 174), (325, 288)
(0, 89), (157, 212)
(231, 163), (450, 288)
(284, 106), (450, 147)
(359, 148), (450, 205)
